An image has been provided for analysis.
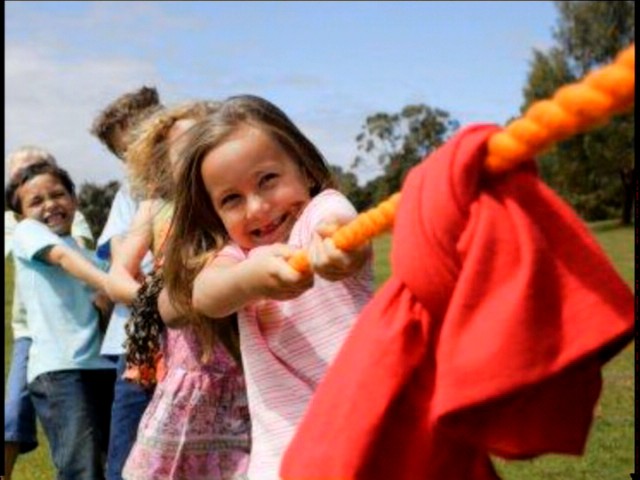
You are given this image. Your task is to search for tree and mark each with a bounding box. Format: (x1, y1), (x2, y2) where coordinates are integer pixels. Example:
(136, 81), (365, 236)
(77, 180), (120, 241)
(329, 165), (370, 212)
(352, 104), (460, 207)
(522, 1), (635, 223)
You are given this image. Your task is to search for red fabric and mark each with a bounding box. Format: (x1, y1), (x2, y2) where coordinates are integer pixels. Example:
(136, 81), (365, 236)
(280, 124), (634, 480)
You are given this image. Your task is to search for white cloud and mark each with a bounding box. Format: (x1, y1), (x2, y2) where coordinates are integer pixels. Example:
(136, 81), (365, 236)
(4, 37), (367, 192)
(5, 1), (557, 194)
(5, 42), (163, 186)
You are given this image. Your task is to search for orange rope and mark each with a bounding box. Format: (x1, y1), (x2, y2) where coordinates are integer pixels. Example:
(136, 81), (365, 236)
(288, 44), (635, 273)
(288, 193), (401, 272)
(486, 44), (635, 173)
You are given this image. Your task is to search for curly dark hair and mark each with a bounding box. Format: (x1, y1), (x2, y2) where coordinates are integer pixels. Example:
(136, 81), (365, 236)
(124, 268), (242, 388)
(123, 268), (166, 387)
(90, 86), (163, 159)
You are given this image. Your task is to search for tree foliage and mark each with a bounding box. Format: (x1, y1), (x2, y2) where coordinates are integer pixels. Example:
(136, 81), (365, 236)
(523, 1), (635, 223)
(352, 104), (460, 208)
(77, 180), (120, 240)
(337, 1), (633, 222)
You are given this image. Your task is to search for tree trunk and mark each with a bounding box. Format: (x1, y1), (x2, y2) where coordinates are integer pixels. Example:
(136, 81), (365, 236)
(619, 167), (635, 225)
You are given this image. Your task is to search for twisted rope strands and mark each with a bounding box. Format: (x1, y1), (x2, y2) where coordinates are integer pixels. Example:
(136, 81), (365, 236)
(485, 43), (635, 173)
(288, 193), (401, 273)
(288, 44), (635, 273)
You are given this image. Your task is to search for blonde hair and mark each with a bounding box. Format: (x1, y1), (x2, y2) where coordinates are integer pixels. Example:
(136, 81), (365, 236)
(125, 100), (221, 200)
(7, 146), (57, 179)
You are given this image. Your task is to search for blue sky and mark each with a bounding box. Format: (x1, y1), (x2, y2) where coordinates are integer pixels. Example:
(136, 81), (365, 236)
(5, 1), (558, 185)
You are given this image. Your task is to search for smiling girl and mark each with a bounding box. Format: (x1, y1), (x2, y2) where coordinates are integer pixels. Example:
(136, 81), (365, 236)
(162, 95), (374, 479)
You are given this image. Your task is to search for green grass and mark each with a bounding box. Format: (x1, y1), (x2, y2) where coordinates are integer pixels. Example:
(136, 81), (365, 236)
(492, 224), (635, 480)
(4, 259), (55, 480)
(5, 224), (634, 479)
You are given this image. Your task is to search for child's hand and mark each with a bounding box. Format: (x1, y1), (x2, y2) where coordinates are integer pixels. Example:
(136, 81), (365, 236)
(308, 219), (371, 282)
(248, 244), (314, 300)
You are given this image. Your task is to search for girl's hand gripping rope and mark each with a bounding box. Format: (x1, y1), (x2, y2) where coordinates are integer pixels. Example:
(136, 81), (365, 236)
(288, 193), (400, 274)
(249, 244), (315, 300)
(308, 218), (372, 282)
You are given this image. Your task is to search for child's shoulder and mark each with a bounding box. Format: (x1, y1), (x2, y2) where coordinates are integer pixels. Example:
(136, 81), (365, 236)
(311, 188), (349, 203)
(306, 188), (354, 211)
(303, 188), (357, 223)
(288, 189), (357, 247)
(13, 219), (71, 261)
(14, 218), (53, 238)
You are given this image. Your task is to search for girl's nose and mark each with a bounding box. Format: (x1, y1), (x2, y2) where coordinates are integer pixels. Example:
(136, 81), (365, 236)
(246, 194), (266, 218)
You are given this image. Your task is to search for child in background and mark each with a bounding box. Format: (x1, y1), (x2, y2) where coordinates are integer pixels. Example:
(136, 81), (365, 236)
(162, 95), (374, 480)
(5, 148), (93, 248)
(104, 101), (250, 480)
(5, 162), (115, 480)
(90, 85), (163, 480)
(4, 147), (94, 480)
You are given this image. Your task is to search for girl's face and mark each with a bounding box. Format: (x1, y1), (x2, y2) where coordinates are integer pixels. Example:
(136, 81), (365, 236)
(201, 125), (311, 250)
(18, 173), (76, 236)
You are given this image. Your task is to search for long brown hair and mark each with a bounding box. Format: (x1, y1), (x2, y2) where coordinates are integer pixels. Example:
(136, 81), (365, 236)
(163, 94), (337, 333)
(122, 100), (243, 363)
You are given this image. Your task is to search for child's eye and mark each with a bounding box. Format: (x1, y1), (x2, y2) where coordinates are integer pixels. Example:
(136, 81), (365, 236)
(220, 193), (241, 208)
(259, 173), (278, 188)
(27, 197), (43, 208)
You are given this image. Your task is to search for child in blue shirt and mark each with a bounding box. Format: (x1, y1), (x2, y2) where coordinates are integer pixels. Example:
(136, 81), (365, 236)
(5, 161), (115, 480)
(4, 146), (95, 480)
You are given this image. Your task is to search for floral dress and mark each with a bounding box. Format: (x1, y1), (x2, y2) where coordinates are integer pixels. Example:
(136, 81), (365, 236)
(122, 325), (251, 480)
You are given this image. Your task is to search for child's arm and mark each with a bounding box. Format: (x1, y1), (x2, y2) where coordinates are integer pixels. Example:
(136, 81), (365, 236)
(157, 287), (188, 328)
(43, 245), (109, 292)
(105, 200), (155, 305)
(13, 218), (108, 292)
(193, 244), (314, 319)
(308, 218), (372, 281)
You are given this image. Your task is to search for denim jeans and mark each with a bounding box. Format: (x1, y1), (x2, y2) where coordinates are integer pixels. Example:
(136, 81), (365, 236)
(28, 369), (116, 480)
(105, 354), (153, 480)
(4, 337), (38, 453)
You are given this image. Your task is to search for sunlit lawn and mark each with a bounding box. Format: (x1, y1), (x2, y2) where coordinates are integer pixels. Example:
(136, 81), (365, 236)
(4, 222), (634, 479)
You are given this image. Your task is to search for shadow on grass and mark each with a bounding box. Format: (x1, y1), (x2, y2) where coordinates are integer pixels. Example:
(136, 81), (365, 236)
(588, 219), (633, 233)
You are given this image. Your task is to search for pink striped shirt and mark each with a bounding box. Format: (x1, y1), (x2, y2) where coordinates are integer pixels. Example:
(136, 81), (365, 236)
(218, 189), (374, 479)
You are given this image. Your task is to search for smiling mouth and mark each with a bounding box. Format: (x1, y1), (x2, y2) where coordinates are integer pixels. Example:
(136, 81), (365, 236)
(251, 213), (289, 240)
(44, 212), (67, 226)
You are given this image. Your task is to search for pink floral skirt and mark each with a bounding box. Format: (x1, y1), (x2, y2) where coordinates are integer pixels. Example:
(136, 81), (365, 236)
(122, 353), (250, 480)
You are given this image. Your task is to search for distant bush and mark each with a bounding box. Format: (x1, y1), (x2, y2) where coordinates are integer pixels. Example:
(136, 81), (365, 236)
(77, 180), (120, 241)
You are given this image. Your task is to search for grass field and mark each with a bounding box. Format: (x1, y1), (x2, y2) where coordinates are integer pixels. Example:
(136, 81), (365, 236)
(4, 222), (634, 479)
